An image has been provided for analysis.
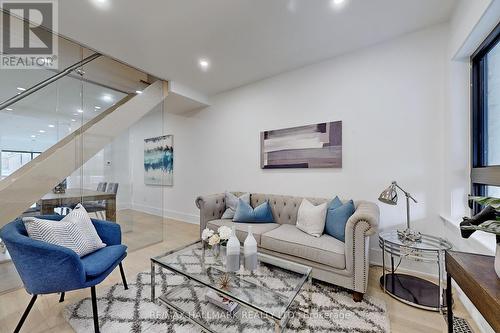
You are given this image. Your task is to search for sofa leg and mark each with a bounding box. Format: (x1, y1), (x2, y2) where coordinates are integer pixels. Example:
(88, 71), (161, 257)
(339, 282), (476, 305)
(14, 294), (37, 333)
(352, 291), (364, 302)
(119, 263), (128, 290)
(90, 287), (100, 333)
(59, 292), (65, 303)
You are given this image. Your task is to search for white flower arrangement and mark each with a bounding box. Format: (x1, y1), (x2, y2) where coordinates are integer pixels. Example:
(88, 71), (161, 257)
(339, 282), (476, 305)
(208, 234), (220, 246)
(201, 225), (232, 247)
(218, 226), (232, 242)
(201, 228), (214, 242)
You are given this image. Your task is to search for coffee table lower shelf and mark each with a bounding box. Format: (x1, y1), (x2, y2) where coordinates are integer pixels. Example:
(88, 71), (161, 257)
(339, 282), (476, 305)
(155, 279), (290, 333)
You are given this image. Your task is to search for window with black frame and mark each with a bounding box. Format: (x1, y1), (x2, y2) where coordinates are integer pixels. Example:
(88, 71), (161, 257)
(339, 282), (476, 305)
(471, 23), (500, 205)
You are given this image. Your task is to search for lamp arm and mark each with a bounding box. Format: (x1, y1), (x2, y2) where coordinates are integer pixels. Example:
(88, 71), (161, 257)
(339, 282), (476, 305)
(393, 182), (418, 203)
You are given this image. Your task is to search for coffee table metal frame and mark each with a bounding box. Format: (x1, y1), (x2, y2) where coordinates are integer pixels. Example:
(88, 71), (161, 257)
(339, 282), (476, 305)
(150, 240), (313, 333)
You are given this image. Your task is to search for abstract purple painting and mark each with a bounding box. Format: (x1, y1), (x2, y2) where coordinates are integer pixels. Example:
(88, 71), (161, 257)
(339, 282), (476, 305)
(260, 121), (342, 169)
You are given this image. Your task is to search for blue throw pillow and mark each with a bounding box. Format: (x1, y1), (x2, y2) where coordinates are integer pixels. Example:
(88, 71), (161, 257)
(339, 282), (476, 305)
(233, 198), (274, 223)
(328, 196), (343, 210)
(324, 198), (355, 242)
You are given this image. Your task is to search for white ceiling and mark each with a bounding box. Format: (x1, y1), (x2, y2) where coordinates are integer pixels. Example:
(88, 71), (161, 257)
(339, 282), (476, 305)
(57, 0), (457, 96)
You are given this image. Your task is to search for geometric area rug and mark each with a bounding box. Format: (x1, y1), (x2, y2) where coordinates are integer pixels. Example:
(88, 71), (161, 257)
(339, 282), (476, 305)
(64, 268), (390, 333)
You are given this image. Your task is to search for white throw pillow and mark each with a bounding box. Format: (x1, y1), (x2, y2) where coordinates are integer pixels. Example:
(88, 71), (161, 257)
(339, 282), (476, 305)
(62, 204), (106, 252)
(23, 204), (106, 257)
(296, 199), (328, 237)
(221, 192), (250, 219)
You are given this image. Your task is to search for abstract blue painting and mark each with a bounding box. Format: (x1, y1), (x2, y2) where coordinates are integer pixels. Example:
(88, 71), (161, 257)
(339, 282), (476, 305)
(144, 135), (173, 186)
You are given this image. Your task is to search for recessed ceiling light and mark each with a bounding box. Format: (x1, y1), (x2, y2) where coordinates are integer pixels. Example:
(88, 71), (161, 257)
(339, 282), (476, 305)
(16, 87), (26, 91)
(287, 0), (297, 12)
(31, 135), (36, 138)
(39, 130), (45, 133)
(198, 58), (210, 71)
(135, 90), (143, 94)
(90, 0), (110, 10)
(101, 94), (113, 102)
(330, 0), (347, 9)
(77, 109), (84, 113)
(5, 108), (13, 111)
(71, 119), (76, 122)
(94, 106), (101, 109)
(48, 124), (55, 128)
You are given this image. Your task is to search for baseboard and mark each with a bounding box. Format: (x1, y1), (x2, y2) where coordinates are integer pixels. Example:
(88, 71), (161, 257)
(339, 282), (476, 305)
(131, 203), (200, 225)
(117, 202), (132, 211)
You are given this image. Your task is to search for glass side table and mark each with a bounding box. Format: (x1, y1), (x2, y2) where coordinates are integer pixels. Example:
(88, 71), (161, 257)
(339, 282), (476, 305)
(379, 231), (452, 312)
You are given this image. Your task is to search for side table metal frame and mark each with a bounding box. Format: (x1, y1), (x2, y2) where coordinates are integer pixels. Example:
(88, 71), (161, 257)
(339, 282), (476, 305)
(379, 233), (452, 312)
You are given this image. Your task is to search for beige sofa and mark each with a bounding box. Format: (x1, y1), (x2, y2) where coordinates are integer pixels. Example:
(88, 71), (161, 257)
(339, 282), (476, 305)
(195, 192), (379, 301)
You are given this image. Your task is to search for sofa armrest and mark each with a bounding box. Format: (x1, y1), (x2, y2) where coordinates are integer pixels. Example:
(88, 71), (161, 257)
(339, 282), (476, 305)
(195, 193), (226, 234)
(344, 201), (379, 293)
(346, 201), (379, 236)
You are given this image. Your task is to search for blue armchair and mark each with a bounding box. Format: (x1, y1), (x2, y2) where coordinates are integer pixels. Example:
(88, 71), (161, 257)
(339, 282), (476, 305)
(0, 215), (128, 333)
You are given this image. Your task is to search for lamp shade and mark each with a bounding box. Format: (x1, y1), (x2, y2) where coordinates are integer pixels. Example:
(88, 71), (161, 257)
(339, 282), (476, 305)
(379, 183), (398, 205)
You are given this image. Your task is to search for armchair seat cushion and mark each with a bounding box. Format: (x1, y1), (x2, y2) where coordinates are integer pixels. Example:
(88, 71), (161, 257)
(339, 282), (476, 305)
(207, 219), (280, 245)
(81, 244), (127, 278)
(261, 224), (346, 269)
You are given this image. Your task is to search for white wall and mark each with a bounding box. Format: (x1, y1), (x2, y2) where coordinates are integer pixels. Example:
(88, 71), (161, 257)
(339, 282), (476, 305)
(197, 24), (448, 239)
(124, 15), (497, 332)
(128, 104), (201, 222)
(440, 1), (498, 332)
(66, 130), (132, 209)
(126, 25), (450, 246)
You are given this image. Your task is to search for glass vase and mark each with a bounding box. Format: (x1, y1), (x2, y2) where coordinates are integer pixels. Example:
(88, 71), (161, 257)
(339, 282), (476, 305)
(211, 243), (220, 259)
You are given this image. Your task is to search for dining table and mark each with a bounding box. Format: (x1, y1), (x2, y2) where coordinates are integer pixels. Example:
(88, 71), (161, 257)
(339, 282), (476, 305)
(37, 188), (116, 221)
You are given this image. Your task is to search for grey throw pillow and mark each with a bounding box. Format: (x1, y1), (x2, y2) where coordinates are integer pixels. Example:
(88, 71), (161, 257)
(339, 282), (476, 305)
(23, 204), (106, 257)
(221, 192), (250, 219)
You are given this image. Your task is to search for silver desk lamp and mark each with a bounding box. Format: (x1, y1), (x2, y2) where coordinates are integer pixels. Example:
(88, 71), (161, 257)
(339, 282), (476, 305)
(379, 181), (421, 242)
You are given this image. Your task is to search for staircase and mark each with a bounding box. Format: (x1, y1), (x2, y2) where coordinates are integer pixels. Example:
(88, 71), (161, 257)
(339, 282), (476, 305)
(0, 80), (168, 226)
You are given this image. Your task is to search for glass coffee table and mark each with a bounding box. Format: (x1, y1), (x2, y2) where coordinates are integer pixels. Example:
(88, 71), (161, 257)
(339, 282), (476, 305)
(151, 240), (312, 333)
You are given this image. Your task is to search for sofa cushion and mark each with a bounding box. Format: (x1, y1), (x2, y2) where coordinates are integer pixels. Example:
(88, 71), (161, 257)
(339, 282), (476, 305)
(207, 219), (280, 245)
(295, 199), (327, 237)
(233, 199), (274, 223)
(23, 214), (105, 257)
(261, 224), (345, 269)
(81, 244), (127, 278)
(222, 191), (250, 219)
(324, 199), (355, 242)
(62, 203), (106, 252)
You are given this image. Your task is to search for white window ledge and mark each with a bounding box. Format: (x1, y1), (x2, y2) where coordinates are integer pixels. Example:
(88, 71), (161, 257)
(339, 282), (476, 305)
(439, 214), (496, 254)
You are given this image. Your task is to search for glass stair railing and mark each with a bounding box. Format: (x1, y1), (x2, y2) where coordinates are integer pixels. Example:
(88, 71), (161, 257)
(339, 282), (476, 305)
(0, 10), (169, 295)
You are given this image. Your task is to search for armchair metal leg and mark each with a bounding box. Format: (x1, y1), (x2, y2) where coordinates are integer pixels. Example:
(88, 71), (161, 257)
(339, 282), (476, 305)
(59, 292), (65, 303)
(14, 294), (37, 333)
(90, 287), (100, 333)
(119, 263), (128, 290)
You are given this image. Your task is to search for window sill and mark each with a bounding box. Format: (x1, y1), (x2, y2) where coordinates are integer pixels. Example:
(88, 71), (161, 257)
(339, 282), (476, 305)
(439, 214), (496, 254)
